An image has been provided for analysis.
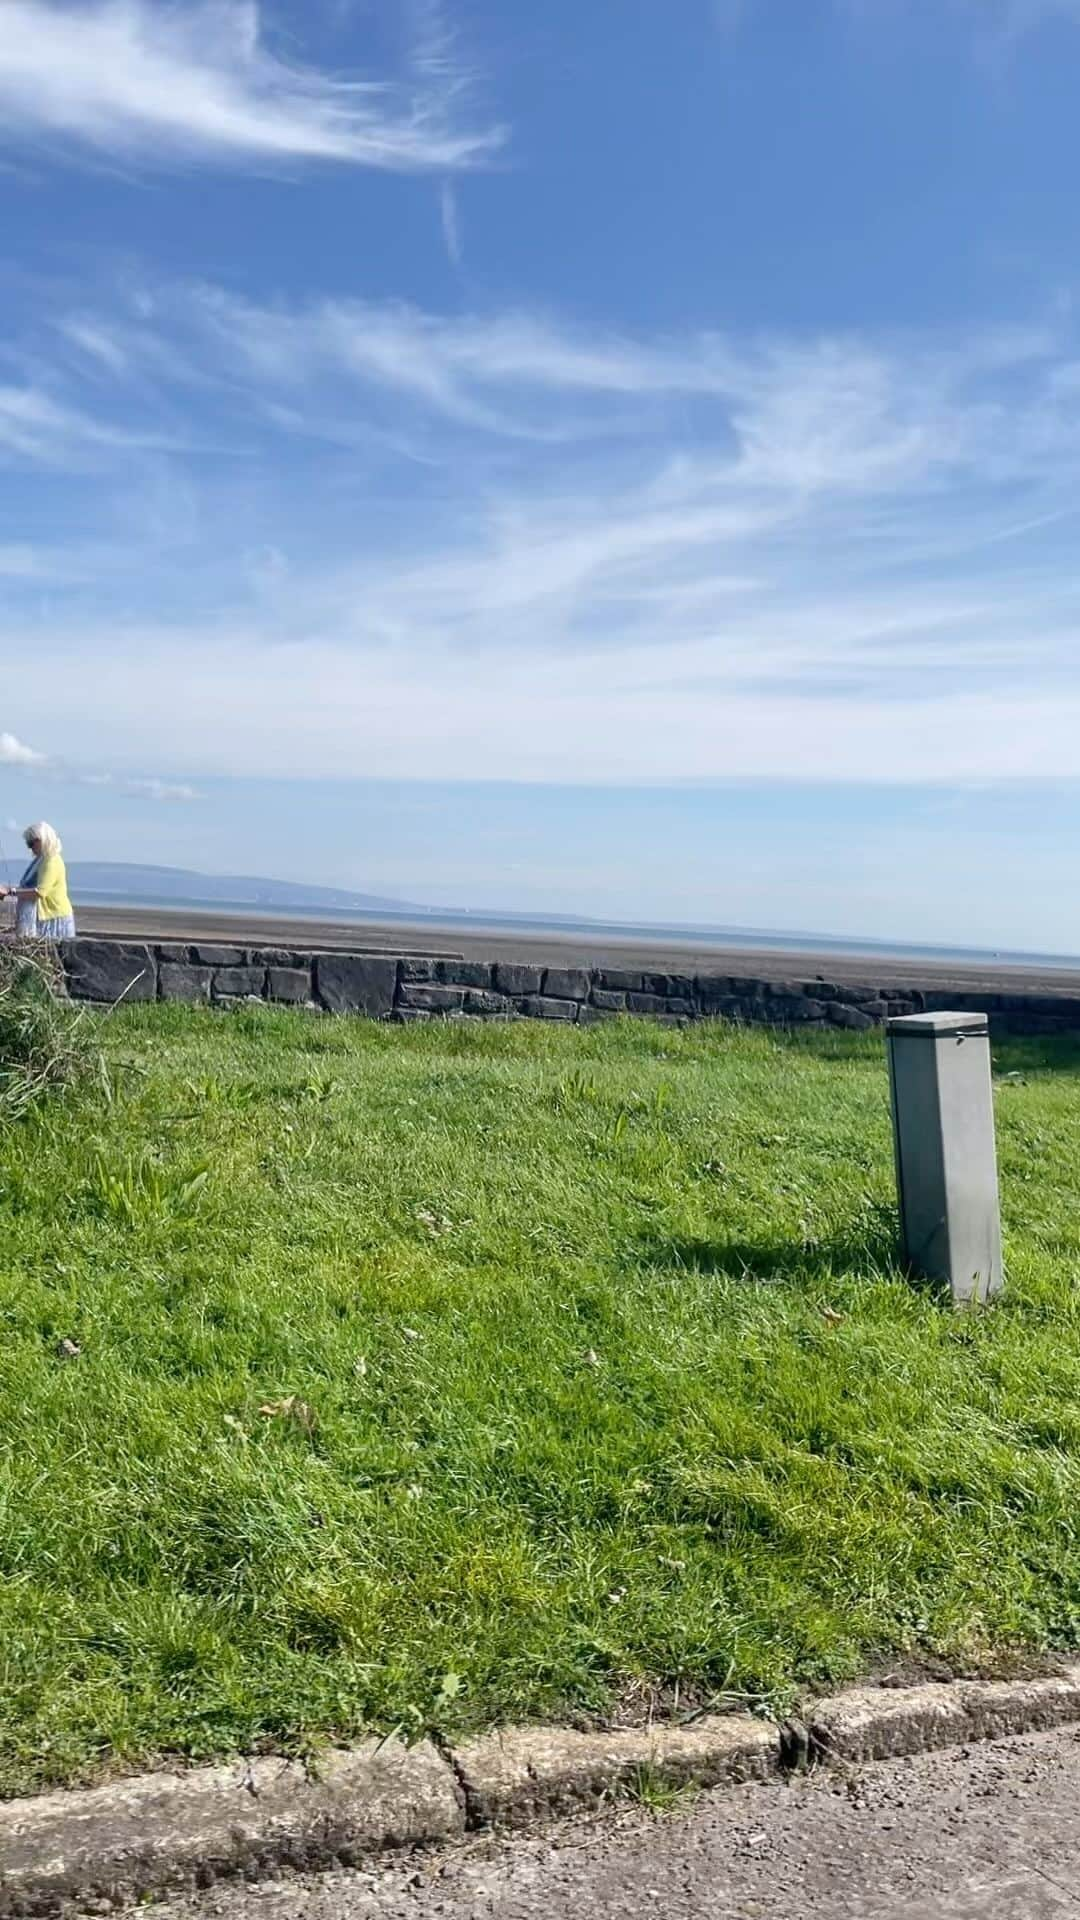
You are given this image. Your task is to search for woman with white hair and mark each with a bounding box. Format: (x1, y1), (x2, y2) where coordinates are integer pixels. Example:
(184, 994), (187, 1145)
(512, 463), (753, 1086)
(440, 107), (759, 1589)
(0, 823), (75, 940)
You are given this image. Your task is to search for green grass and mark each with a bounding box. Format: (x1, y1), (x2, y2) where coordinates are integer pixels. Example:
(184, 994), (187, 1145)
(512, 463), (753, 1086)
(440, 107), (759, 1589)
(2, 1003), (1080, 1796)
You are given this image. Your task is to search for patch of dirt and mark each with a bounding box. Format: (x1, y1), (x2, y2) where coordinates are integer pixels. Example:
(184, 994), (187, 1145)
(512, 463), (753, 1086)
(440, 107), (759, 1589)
(862, 1648), (1072, 1691)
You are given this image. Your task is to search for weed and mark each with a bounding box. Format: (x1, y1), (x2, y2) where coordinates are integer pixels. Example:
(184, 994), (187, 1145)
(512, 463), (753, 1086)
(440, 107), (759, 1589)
(625, 1762), (699, 1816)
(0, 945), (87, 1123)
(87, 1146), (211, 1225)
(301, 1073), (341, 1104)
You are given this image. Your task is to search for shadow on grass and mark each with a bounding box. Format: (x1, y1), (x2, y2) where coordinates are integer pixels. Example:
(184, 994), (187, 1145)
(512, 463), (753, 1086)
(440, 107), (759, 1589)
(637, 1207), (939, 1296)
(754, 1023), (1080, 1080)
(991, 1034), (1080, 1079)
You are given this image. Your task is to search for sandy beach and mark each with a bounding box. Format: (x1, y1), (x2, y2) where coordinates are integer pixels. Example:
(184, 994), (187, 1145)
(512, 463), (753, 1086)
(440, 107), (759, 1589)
(68, 903), (1080, 998)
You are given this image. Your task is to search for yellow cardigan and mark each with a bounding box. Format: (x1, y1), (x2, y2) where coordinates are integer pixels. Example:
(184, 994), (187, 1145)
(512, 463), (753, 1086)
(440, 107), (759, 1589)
(35, 852), (72, 921)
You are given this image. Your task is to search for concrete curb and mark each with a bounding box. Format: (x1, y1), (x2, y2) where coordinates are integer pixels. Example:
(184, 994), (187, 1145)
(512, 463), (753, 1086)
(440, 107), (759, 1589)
(452, 1713), (779, 1829)
(0, 1740), (462, 1915)
(5, 1672), (1080, 1913)
(808, 1668), (1080, 1765)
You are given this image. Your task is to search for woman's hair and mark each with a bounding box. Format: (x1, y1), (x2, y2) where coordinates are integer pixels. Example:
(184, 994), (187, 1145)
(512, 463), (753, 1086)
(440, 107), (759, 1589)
(24, 821), (61, 858)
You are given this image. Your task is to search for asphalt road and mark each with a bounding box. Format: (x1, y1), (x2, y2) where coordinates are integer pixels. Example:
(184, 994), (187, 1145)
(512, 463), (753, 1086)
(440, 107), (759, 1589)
(72, 906), (1080, 998)
(150, 1727), (1080, 1920)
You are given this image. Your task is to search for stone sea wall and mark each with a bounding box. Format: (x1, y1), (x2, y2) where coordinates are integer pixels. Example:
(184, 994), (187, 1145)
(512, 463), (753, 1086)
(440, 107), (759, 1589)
(52, 937), (1080, 1035)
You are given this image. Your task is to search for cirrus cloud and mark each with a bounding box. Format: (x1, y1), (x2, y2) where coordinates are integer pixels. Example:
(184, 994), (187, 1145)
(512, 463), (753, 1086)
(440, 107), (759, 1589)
(9, 278), (1080, 791)
(0, 0), (503, 176)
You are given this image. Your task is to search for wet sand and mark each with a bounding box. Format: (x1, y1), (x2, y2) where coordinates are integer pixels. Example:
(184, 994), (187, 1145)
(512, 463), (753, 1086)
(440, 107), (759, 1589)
(71, 904), (1080, 998)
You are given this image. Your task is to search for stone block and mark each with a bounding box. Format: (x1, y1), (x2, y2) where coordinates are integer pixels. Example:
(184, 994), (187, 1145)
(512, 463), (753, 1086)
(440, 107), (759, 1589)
(994, 993), (1077, 1018)
(155, 943), (193, 963)
(438, 959), (492, 989)
(701, 995), (749, 1020)
(267, 967), (312, 1004)
(250, 947), (300, 968)
(464, 989), (511, 1016)
(519, 995), (578, 1021)
(923, 990), (992, 1014)
(316, 954), (397, 1018)
(832, 983), (886, 1006)
(763, 995), (827, 1023)
(159, 963), (212, 1004)
(493, 963), (542, 997)
(398, 984), (466, 1013)
(597, 969), (644, 992)
(399, 958), (436, 983)
(590, 989), (627, 1012)
(191, 945), (247, 966)
(63, 940), (156, 1004)
(542, 967), (590, 1001)
(648, 972), (694, 998)
(828, 1003), (875, 1031)
(664, 997), (694, 1016)
(213, 967), (267, 999)
(626, 992), (669, 1015)
(696, 974), (736, 1001)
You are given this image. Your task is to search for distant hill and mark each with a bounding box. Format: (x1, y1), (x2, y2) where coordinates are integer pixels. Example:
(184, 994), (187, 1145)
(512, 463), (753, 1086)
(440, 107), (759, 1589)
(66, 861), (425, 915)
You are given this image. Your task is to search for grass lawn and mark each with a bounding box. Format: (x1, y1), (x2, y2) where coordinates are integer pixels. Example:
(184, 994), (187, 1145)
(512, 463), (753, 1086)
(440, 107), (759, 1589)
(2, 1003), (1080, 1797)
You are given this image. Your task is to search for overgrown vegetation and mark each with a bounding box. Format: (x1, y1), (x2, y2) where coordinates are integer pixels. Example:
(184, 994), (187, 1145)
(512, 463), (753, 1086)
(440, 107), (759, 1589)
(0, 944), (85, 1122)
(1, 1002), (1080, 1796)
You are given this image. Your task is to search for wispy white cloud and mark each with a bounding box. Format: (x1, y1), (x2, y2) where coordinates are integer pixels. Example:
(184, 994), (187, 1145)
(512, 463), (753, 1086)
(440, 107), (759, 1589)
(45, 286), (755, 445)
(8, 281), (1080, 788)
(0, 727), (201, 800)
(0, 1), (503, 175)
(101, 285), (1080, 494)
(196, 293), (737, 417)
(0, 731), (46, 767)
(13, 605), (1080, 789)
(56, 317), (132, 378)
(0, 382), (178, 464)
(123, 776), (201, 803)
(77, 770), (202, 802)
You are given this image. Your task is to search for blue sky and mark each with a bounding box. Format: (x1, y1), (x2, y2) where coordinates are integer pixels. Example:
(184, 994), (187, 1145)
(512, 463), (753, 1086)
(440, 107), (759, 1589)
(2, 0), (1080, 948)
